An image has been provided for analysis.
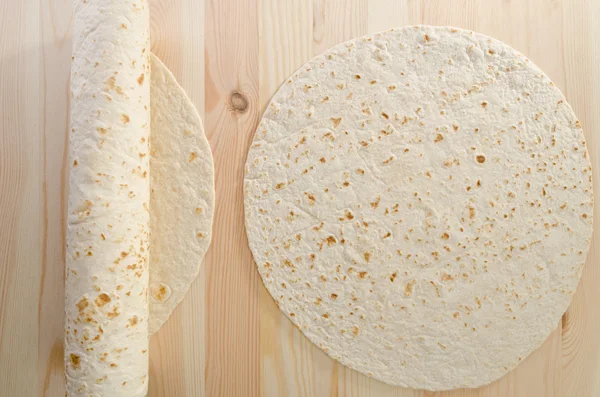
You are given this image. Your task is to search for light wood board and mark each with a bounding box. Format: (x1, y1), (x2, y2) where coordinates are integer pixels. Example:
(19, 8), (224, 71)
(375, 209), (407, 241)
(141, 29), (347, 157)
(1, 0), (599, 396)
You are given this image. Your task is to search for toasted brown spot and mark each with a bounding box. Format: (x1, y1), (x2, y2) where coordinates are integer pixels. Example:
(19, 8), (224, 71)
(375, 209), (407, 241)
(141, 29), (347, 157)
(339, 210), (354, 221)
(137, 74), (145, 85)
(188, 152), (197, 162)
(331, 117), (342, 128)
(319, 157), (326, 163)
(154, 285), (169, 302)
(105, 76), (116, 90)
(95, 293), (111, 307)
(129, 316), (138, 326)
(73, 160), (78, 166)
(481, 101), (488, 108)
(358, 271), (368, 279)
(70, 354), (81, 369)
(283, 259), (294, 268)
(331, 293), (338, 299)
(364, 252), (371, 262)
(370, 196), (381, 209)
(390, 272), (397, 282)
(469, 207), (476, 219)
(404, 280), (416, 296)
(352, 326), (360, 335)
(434, 133), (444, 143)
(120, 114), (130, 124)
(107, 305), (120, 318)
(441, 232), (449, 240)
(476, 155), (486, 163)
(76, 297), (89, 312)
(442, 273), (454, 281)
(325, 236), (337, 246)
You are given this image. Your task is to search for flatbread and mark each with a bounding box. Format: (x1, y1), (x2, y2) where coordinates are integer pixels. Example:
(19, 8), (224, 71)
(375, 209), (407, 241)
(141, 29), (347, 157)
(244, 25), (593, 390)
(66, 1), (214, 393)
(65, 0), (151, 395)
(148, 54), (215, 334)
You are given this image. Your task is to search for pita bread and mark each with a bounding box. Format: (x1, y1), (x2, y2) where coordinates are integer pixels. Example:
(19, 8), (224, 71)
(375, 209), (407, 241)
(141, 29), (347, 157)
(245, 25), (593, 390)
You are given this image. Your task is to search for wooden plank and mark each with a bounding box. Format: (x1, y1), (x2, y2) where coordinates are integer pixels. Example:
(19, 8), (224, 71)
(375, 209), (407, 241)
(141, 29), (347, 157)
(0, 1), (64, 396)
(257, 3), (314, 397)
(1, 1), (600, 396)
(257, 1), (314, 397)
(37, 0), (72, 396)
(148, 1), (206, 396)
(203, 0), (261, 396)
(559, 0), (600, 396)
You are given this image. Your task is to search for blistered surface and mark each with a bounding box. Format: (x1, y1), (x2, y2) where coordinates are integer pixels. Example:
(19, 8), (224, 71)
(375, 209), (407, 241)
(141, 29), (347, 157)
(148, 54), (214, 334)
(66, 0), (151, 395)
(244, 26), (593, 390)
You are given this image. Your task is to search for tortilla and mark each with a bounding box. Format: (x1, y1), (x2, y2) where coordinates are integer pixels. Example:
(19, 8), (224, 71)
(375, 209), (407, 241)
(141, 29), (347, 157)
(244, 25), (593, 390)
(65, 0), (151, 395)
(66, 0), (214, 393)
(148, 53), (214, 334)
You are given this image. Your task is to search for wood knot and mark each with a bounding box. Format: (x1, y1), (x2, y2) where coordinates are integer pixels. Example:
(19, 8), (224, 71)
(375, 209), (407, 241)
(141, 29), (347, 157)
(561, 311), (570, 335)
(230, 91), (248, 113)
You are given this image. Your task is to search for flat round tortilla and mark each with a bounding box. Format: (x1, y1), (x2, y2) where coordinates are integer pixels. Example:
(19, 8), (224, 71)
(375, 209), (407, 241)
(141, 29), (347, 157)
(149, 54), (214, 334)
(244, 26), (593, 390)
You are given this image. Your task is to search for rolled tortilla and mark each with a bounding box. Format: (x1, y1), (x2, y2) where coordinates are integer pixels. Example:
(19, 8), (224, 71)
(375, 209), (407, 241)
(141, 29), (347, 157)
(65, 0), (151, 395)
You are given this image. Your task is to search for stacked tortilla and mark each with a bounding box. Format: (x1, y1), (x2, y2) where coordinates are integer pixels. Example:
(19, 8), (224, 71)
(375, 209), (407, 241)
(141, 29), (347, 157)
(65, 1), (213, 395)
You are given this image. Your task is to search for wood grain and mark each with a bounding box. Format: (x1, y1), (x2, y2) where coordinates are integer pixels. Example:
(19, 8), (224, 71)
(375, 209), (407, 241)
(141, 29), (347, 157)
(203, 0), (261, 396)
(148, 2), (207, 396)
(1, 1), (599, 396)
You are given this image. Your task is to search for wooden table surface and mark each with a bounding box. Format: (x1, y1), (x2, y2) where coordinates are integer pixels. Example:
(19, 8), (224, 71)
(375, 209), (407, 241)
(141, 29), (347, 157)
(2, 0), (600, 396)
